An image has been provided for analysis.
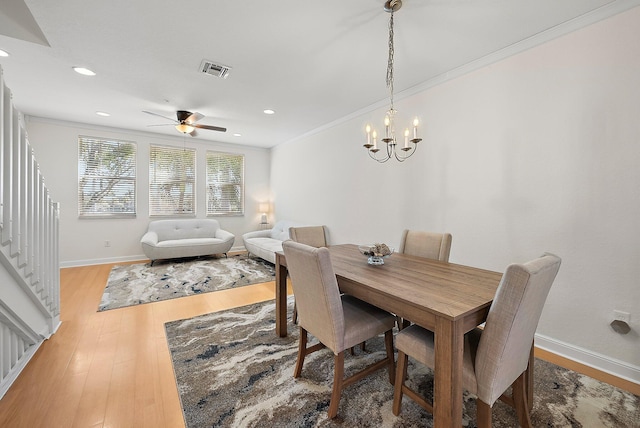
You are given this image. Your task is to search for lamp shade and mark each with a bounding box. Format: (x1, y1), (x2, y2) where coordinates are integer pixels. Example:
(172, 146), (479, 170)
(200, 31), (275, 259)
(258, 203), (269, 224)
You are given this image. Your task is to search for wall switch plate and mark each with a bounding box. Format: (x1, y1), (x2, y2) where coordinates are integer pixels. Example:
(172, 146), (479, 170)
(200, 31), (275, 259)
(104, 240), (111, 247)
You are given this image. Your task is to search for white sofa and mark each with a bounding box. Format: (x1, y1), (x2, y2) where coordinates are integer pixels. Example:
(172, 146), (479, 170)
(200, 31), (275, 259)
(141, 219), (235, 264)
(242, 220), (303, 264)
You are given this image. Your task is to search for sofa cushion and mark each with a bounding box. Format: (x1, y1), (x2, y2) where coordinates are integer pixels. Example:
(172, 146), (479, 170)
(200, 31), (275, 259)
(246, 237), (285, 253)
(151, 219), (221, 242)
(243, 220), (305, 264)
(155, 238), (227, 248)
(269, 220), (298, 241)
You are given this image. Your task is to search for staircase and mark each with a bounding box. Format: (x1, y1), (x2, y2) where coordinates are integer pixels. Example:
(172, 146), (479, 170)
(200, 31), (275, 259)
(0, 67), (60, 399)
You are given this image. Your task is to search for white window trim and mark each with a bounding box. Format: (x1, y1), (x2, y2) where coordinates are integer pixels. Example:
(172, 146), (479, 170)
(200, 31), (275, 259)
(206, 151), (245, 217)
(78, 135), (137, 218)
(149, 144), (196, 217)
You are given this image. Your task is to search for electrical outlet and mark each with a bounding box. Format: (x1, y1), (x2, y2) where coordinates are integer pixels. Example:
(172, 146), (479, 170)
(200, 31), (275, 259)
(104, 240), (111, 247)
(613, 310), (630, 324)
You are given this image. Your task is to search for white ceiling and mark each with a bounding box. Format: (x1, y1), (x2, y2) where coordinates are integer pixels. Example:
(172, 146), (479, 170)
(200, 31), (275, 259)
(0, 0), (636, 148)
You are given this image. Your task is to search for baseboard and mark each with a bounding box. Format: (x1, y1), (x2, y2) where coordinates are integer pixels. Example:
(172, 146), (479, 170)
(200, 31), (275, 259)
(535, 333), (640, 385)
(41, 317), (61, 339)
(60, 246), (248, 268)
(60, 255), (148, 268)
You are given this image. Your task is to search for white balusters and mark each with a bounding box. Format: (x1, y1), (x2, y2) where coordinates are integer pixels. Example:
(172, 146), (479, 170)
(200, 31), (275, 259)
(0, 65), (60, 397)
(1, 80), (12, 246)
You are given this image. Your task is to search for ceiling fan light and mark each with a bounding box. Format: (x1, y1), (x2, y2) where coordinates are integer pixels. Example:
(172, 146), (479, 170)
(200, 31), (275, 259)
(175, 123), (195, 133)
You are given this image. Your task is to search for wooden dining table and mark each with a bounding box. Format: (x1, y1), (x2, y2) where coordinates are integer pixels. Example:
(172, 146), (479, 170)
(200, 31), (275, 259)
(275, 243), (505, 428)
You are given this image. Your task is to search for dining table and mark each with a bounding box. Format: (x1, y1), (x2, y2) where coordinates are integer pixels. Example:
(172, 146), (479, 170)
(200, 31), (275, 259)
(275, 243), (509, 428)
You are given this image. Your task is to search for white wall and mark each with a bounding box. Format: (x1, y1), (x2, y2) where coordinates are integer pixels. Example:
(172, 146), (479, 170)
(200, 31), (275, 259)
(271, 8), (640, 377)
(25, 118), (271, 266)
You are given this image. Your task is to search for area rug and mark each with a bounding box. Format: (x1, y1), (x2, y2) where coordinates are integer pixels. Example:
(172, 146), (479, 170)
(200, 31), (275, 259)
(165, 299), (640, 427)
(99, 255), (275, 311)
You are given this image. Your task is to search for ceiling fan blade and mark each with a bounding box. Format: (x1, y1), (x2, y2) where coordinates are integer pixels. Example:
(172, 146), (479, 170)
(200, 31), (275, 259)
(142, 110), (177, 123)
(146, 124), (175, 127)
(185, 112), (204, 124)
(194, 123), (227, 132)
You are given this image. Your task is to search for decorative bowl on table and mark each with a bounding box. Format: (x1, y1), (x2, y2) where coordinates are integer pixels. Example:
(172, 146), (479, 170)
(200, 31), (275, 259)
(358, 243), (394, 265)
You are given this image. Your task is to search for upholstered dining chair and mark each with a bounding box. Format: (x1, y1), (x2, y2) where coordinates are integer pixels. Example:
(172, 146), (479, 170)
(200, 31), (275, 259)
(289, 225), (328, 248)
(398, 229), (452, 261)
(397, 229), (453, 329)
(289, 226), (328, 324)
(392, 253), (561, 428)
(282, 240), (396, 419)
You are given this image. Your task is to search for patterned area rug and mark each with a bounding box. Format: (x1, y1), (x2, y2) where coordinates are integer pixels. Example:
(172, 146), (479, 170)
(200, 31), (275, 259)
(99, 255), (275, 311)
(165, 299), (640, 428)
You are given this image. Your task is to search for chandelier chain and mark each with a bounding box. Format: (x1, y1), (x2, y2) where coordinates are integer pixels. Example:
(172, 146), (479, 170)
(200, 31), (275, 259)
(386, 12), (395, 111)
(363, 0), (421, 163)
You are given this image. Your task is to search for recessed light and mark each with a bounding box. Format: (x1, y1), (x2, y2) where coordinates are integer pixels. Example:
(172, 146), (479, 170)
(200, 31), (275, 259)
(263, 109), (275, 115)
(233, 133), (242, 137)
(73, 66), (96, 76)
(96, 111), (110, 117)
(0, 49), (9, 57)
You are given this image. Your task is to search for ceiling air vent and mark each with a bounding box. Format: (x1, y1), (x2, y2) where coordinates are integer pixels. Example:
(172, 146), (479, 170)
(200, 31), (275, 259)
(199, 60), (231, 78)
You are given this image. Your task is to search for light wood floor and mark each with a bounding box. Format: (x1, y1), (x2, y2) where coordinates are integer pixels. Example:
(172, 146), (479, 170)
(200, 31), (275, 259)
(0, 261), (637, 427)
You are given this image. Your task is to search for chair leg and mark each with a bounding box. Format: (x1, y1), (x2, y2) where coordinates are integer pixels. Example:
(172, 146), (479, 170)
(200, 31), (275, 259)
(328, 351), (345, 419)
(349, 341), (366, 355)
(513, 372), (533, 428)
(292, 301), (298, 324)
(392, 351), (434, 415)
(396, 316), (411, 330)
(527, 343), (534, 410)
(476, 400), (492, 428)
(384, 330), (395, 384)
(294, 327), (307, 378)
(392, 350), (409, 416)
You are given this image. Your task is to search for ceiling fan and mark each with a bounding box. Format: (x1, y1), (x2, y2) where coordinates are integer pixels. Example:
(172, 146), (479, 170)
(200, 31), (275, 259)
(143, 110), (227, 136)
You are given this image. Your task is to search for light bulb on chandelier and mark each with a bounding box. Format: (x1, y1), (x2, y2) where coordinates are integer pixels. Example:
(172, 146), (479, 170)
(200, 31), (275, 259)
(363, 0), (422, 163)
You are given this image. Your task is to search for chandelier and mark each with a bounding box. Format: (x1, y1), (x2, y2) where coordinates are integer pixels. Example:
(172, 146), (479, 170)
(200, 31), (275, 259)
(364, 0), (421, 163)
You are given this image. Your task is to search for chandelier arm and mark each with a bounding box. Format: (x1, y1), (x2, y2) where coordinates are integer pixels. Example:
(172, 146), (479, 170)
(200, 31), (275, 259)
(368, 149), (391, 163)
(394, 145), (413, 162)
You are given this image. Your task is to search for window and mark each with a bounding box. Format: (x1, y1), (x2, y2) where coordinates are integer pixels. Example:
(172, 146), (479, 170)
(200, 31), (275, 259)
(149, 145), (196, 216)
(206, 151), (244, 216)
(78, 136), (136, 217)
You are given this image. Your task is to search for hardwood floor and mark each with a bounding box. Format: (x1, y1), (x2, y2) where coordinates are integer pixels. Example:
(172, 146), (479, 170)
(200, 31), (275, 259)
(0, 260), (279, 428)
(0, 261), (637, 427)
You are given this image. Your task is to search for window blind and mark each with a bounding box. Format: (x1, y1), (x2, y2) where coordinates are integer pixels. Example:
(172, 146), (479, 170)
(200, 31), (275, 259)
(78, 136), (136, 217)
(206, 151), (244, 216)
(149, 145), (196, 216)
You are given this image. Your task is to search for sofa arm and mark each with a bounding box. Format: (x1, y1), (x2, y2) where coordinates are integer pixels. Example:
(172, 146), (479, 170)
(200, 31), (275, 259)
(215, 228), (235, 244)
(242, 229), (272, 240)
(140, 231), (159, 247)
